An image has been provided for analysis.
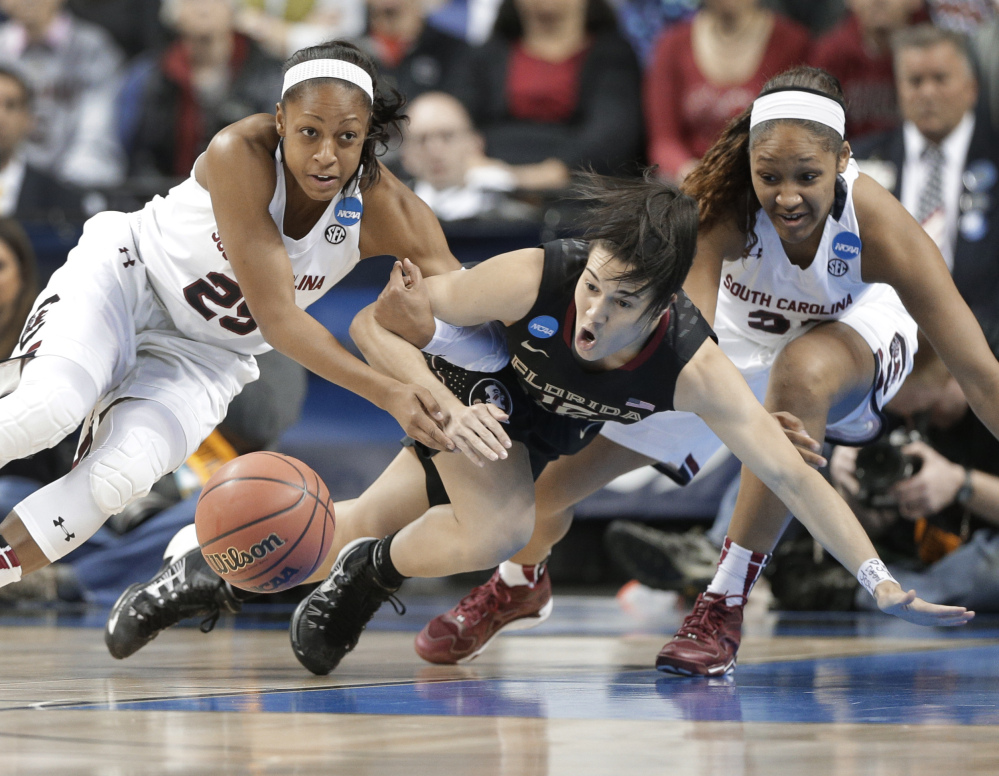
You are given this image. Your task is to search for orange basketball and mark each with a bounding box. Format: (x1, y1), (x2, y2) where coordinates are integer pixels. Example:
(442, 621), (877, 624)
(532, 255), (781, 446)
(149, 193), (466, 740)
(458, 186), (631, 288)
(195, 452), (336, 594)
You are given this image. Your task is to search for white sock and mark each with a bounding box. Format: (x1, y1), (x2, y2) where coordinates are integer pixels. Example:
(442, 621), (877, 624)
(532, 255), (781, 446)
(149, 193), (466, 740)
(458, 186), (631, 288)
(498, 560), (546, 588)
(705, 537), (769, 605)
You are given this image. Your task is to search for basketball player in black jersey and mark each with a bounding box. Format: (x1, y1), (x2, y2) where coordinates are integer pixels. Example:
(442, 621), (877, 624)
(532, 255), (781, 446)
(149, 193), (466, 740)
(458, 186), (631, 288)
(288, 173), (970, 676)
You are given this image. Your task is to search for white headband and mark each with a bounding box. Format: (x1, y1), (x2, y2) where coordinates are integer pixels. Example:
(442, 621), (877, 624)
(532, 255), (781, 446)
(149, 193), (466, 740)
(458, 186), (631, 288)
(750, 90), (845, 137)
(282, 60), (374, 101)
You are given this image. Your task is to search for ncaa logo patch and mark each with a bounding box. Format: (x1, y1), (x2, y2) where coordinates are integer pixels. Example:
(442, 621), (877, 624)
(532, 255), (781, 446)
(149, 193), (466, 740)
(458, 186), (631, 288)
(828, 258), (849, 277)
(527, 315), (558, 338)
(470, 378), (512, 420)
(325, 224), (346, 244)
(832, 231), (862, 260)
(334, 196), (363, 226)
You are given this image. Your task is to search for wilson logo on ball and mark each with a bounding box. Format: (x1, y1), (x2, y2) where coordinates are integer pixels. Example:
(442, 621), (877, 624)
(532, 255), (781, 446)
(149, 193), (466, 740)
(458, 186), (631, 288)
(204, 533), (286, 576)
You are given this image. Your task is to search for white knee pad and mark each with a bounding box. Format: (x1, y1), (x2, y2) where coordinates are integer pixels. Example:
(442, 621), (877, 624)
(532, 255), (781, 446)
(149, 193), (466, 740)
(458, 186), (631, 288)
(14, 399), (189, 562)
(0, 356), (97, 467)
(87, 401), (188, 515)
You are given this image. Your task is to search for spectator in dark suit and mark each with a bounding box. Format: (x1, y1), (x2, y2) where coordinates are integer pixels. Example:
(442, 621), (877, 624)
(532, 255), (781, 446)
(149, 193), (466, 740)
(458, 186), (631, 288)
(0, 67), (84, 223)
(853, 24), (999, 322)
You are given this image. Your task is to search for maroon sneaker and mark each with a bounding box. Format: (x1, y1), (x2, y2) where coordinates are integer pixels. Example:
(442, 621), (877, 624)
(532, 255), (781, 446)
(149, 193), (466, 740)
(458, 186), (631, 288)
(415, 568), (553, 664)
(655, 592), (745, 676)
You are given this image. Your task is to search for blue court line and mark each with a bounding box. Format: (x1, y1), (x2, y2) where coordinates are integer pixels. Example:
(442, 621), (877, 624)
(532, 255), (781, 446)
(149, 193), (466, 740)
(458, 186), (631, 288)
(52, 643), (999, 725)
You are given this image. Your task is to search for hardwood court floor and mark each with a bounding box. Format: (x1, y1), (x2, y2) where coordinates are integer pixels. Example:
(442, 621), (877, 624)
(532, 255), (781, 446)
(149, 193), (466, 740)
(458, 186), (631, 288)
(1, 589), (998, 775)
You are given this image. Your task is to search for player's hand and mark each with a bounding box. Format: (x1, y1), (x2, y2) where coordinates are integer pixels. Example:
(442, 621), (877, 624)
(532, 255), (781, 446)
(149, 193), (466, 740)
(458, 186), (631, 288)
(772, 411), (826, 467)
(445, 402), (512, 467)
(829, 445), (860, 496)
(384, 382), (455, 453)
(891, 440), (964, 520)
(374, 259), (436, 348)
(874, 581), (974, 626)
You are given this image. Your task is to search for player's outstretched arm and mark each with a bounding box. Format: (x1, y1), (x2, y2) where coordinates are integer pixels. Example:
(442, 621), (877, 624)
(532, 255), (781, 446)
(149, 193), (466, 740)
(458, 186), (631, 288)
(675, 339), (973, 626)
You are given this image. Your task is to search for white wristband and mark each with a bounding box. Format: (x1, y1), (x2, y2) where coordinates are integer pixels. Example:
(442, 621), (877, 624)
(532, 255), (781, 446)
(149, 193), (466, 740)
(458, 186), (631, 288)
(857, 558), (897, 597)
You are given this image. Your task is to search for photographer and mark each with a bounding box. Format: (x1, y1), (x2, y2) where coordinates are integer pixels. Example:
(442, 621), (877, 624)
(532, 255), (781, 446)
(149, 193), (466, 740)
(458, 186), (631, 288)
(825, 319), (999, 613)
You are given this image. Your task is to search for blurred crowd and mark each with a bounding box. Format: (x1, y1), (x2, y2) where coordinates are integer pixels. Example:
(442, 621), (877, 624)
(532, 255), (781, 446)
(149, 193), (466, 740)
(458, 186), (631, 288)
(2, 0), (999, 607)
(0, 0), (997, 229)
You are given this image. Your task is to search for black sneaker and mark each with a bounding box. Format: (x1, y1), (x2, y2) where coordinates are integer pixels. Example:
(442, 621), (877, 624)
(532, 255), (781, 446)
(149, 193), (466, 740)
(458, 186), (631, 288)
(105, 548), (242, 659)
(604, 521), (719, 592)
(290, 537), (404, 676)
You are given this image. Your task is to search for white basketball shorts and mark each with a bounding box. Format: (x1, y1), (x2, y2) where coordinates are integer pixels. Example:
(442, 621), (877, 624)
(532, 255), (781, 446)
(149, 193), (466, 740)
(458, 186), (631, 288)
(12, 211), (259, 459)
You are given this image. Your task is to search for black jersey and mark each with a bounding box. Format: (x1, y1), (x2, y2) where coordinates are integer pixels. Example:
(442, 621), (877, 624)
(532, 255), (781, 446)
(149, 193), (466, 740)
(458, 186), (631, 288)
(505, 238), (715, 423)
(420, 238), (715, 483)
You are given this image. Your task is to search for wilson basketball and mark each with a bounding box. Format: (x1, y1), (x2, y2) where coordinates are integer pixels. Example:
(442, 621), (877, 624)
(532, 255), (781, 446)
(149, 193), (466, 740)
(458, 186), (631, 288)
(195, 452), (336, 594)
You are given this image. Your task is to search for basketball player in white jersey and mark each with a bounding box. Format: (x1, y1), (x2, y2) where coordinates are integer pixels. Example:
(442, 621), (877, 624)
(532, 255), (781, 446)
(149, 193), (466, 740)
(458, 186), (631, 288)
(0, 41), (465, 650)
(374, 66), (999, 674)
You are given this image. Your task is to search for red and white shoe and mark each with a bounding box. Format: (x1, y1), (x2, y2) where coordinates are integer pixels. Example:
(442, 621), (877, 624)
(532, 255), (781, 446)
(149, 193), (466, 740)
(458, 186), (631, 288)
(655, 592), (745, 676)
(415, 568), (553, 664)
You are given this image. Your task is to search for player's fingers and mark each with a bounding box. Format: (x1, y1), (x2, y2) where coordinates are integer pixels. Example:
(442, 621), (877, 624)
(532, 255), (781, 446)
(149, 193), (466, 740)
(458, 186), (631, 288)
(414, 385), (446, 423)
(451, 429), (489, 467)
(410, 419), (453, 453)
(465, 411), (508, 458)
(479, 406), (512, 449)
(785, 434), (826, 467)
(402, 257), (424, 286)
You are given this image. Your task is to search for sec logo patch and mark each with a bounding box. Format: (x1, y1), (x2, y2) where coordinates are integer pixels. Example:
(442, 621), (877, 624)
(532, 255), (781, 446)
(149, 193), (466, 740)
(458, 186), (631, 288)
(828, 258), (848, 277)
(335, 196), (363, 226)
(325, 225), (346, 244)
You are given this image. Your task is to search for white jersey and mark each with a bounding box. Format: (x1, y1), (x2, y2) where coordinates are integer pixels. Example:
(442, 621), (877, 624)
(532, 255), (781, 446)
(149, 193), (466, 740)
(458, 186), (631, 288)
(715, 158), (904, 366)
(131, 143), (363, 356)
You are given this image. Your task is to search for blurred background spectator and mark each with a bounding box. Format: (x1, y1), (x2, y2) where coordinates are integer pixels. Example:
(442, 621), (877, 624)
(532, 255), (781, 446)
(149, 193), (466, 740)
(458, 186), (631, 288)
(235, 0), (366, 59)
(354, 0), (471, 101)
(0, 66), (84, 223)
(400, 91), (539, 221)
(854, 23), (999, 323)
(0, 0), (126, 187)
(122, 0), (284, 182)
(615, 0), (696, 67)
(454, 0), (643, 192)
(66, 0), (168, 61)
(925, 0), (995, 33)
(767, 0), (846, 35)
(971, 9), (999, 132)
(643, 0), (810, 182)
(809, 0), (923, 142)
(425, 0), (504, 44)
(0, 216), (37, 360)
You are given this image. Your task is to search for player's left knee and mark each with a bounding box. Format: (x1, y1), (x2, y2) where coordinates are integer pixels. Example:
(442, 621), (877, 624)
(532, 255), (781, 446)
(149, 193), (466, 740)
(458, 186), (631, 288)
(88, 426), (173, 516)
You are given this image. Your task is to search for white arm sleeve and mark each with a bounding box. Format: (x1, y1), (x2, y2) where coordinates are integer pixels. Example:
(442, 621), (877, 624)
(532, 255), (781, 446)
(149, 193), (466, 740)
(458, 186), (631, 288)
(423, 319), (510, 373)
